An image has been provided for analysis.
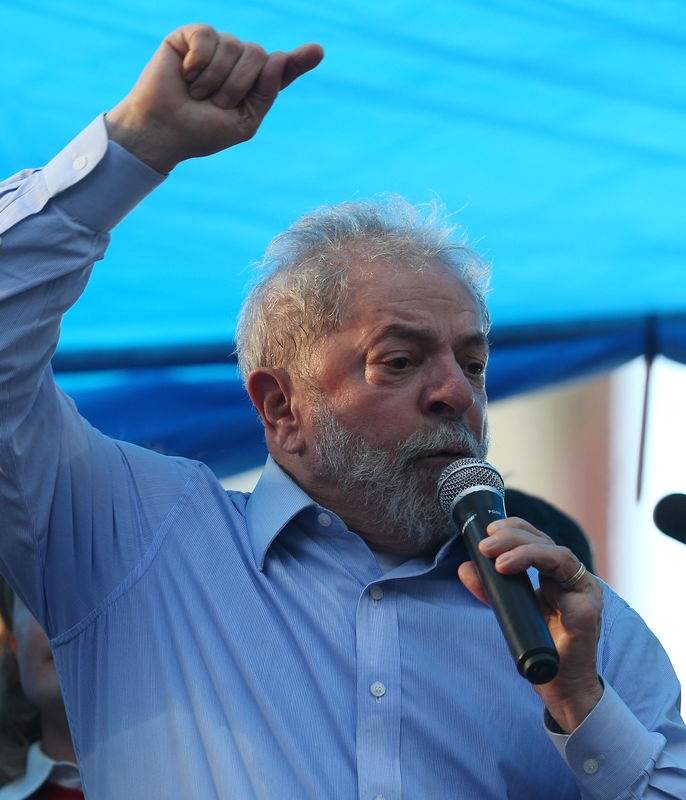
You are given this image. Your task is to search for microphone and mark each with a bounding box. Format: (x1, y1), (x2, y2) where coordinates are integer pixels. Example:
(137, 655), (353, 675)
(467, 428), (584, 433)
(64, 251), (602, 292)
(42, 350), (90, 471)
(653, 493), (686, 545)
(437, 458), (559, 685)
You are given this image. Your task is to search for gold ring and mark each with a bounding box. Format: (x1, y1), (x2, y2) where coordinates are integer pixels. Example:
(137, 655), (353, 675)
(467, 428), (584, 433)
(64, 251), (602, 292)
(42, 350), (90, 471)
(559, 562), (586, 590)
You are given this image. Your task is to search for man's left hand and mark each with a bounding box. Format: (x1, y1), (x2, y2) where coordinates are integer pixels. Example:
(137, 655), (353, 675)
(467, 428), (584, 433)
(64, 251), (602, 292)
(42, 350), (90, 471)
(458, 516), (604, 733)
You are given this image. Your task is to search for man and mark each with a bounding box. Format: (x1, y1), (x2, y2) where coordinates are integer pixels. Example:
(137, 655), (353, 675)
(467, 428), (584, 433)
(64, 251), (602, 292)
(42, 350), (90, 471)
(0, 578), (83, 798)
(0, 23), (684, 799)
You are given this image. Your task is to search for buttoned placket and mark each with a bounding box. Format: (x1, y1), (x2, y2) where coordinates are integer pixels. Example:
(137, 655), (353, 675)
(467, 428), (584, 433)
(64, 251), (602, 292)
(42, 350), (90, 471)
(355, 578), (402, 800)
(307, 506), (458, 800)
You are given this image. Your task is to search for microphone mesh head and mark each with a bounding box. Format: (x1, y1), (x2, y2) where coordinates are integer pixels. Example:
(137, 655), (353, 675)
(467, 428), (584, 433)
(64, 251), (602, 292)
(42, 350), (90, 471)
(436, 458), (504, 514)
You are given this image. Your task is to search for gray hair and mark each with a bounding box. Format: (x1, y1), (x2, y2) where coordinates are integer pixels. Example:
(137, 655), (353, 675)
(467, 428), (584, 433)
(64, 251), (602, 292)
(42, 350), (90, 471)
(235, 195), (491, 382)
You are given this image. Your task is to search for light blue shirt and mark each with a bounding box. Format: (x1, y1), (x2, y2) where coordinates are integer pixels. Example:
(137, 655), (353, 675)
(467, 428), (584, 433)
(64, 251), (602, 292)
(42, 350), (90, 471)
(1, 116), (686, 799)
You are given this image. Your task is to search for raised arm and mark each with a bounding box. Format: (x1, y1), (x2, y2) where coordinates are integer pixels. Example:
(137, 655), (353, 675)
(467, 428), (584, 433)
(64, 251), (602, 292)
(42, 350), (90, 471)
(105, 24), (323, 173)
(0, 24), (322, 633)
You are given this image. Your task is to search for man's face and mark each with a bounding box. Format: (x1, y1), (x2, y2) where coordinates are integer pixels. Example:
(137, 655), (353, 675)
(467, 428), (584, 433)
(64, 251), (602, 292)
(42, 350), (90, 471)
(310, 396), (487, 551)
(294, 258), (489, 552)
(11, 596), (62, 714)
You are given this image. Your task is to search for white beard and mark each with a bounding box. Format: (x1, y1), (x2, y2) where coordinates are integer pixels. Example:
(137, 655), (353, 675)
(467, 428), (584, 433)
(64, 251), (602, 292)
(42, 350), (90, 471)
(311, 400), (488, 551)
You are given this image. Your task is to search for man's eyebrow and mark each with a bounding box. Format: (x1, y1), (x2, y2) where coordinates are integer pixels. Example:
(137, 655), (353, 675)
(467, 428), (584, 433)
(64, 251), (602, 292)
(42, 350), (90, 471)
(461, 331), (490, 352)
(372, 324), (490, 351)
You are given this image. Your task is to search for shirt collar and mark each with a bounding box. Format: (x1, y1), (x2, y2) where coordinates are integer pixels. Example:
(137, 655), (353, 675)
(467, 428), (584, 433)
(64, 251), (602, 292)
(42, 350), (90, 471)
(244, 456), (470, 577)
(245, 456), (317, 570)
(0, 742), (81, 798)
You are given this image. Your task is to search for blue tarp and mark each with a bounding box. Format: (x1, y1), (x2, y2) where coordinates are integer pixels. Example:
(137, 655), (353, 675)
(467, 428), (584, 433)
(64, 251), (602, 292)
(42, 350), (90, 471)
(3, 1), (686, 473)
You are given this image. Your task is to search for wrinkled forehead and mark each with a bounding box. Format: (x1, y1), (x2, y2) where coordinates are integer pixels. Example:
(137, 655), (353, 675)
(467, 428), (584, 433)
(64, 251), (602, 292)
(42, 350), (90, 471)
(343, 257), (486, 328)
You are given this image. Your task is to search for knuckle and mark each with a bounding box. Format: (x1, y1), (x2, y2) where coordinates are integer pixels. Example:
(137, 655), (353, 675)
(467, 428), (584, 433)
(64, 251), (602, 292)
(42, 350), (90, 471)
(189, 25), (218, 45)
(217, 34), (242, 57)
(244, 41), (268, 61)
(558, 545), (576, 561)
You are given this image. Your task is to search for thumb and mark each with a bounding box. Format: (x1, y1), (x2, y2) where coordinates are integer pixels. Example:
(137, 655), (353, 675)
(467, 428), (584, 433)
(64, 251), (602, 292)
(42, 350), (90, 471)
(246, 44), (323, 118)
(280, 43), (324, 89)
(458, 561), (491, 607)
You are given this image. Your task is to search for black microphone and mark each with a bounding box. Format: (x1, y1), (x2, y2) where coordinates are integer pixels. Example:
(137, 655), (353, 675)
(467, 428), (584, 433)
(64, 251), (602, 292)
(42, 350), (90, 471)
(653, 493), (686, 545)
(437, 458), (559, 685)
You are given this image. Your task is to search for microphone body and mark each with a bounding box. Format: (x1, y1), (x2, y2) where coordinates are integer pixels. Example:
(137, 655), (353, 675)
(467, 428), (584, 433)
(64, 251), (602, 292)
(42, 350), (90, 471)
(437, 459), (559, 685)
(653, 493), (686, 545)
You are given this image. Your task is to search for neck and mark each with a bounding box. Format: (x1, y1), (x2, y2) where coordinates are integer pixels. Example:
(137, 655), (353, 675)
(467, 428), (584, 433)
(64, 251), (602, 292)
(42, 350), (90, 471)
(300, 478), (447, 557)
(274, 455), (452, 557)
(40, 706), (77, 765)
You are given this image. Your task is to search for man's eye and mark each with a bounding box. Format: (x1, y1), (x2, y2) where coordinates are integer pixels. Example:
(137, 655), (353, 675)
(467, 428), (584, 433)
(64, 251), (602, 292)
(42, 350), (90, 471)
(464, 361), (485, 376)
(386, 357), (412, 370)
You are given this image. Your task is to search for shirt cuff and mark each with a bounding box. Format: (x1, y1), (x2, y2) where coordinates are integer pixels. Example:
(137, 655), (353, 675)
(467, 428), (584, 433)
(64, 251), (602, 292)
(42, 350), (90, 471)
(545, 681), (658, 798)
(43, 114), (166, 232)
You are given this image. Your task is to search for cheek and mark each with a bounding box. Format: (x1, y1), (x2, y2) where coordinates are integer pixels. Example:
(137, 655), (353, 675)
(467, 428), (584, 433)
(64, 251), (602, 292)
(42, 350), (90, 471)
(15, 643), (43, 703)
(14, 620), (54, 697)
(468, 398), (488, 437)
(351, 408), (419, 447)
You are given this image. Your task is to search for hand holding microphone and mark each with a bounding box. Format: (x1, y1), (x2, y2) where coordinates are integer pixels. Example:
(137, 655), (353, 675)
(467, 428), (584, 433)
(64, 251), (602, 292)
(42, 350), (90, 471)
(438, 458), (605, 727)
(437, 459), (560, 684)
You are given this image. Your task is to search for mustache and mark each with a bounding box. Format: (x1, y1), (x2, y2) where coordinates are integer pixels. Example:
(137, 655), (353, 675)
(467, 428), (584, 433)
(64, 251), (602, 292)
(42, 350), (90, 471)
(395, 421), (487, 464)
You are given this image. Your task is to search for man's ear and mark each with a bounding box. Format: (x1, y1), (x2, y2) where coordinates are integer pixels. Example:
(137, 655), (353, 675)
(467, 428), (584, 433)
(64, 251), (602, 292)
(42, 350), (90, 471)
(247, 368), (306, 454)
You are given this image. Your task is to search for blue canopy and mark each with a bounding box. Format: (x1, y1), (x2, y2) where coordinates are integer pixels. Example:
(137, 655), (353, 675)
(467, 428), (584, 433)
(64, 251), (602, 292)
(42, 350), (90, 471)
(3, 1), (685, 474)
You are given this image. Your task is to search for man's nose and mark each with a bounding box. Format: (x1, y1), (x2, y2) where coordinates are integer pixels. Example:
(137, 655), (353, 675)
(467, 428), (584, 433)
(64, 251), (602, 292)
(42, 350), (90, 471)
(422, 359), (476, 419)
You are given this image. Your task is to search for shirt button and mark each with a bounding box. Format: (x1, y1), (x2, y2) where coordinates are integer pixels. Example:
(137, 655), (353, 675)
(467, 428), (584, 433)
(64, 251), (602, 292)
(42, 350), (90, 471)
(370, 681), (386, 698)
(374, 796), (387, 800)
(370, 585), (384, 600)
(72, 155), (88, 171)
(583, 758), (599, 775)
(317, 512), (332, 527)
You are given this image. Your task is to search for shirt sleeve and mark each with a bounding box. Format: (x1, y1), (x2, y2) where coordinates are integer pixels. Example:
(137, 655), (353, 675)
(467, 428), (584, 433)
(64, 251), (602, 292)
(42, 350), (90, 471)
(0, 115), (171, 634)
(544, 584), (686, 798)
(0, 114), (165, 237)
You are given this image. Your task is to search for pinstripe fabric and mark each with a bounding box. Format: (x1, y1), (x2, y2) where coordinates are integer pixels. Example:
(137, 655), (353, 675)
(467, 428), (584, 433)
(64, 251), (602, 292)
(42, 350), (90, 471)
(1, 119), (686, 799)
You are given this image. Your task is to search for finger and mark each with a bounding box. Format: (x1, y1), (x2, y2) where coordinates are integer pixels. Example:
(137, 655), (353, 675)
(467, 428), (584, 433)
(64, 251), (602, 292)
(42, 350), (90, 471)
(539, 571), (602, 633)
(487, 516), (549, 539)
(279, 43), (324, 89)
(479, 517), (592, 591)
(187, 35), (247, 101)
(165, 25), (220, 82)
(494, 542), (586, 588)
(479, 519), (552, 559)
(210, 42), (269, 109)
(238, 43), (323, 125)
(244, 51), (291, 121)
(457, 561), (491, 606)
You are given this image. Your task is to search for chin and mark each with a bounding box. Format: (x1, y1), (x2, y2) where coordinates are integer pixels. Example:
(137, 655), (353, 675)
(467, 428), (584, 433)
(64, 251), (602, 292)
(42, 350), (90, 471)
(402, 525), (455, 554)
